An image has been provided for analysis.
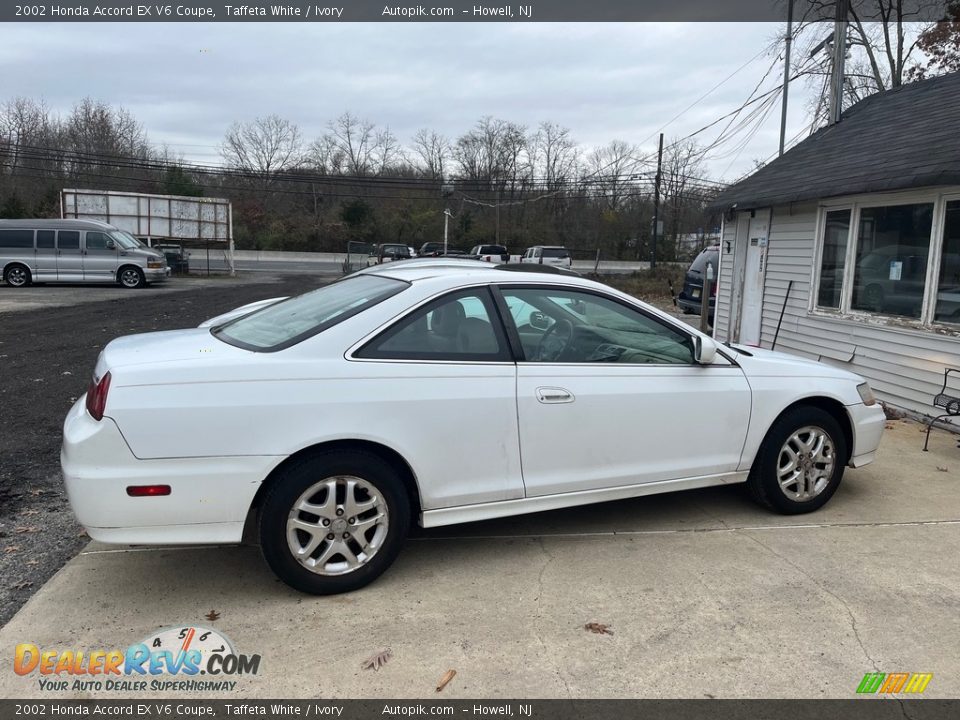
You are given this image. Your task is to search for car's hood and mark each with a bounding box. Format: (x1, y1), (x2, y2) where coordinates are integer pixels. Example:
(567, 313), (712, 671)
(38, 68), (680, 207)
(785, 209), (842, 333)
(96, 328), (249, 376)
(197, 297), (289, 328)
(726, 343), (864, 382)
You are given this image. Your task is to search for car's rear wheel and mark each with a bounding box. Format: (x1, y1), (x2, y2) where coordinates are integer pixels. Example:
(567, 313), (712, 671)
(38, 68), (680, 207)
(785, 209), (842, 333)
(259, 450), (410, 594)
(748, 406), (847, 514)
(4, 263), (31, 287)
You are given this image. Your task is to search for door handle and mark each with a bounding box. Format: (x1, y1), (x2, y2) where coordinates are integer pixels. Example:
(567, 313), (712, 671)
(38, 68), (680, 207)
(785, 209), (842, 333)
(536, 387), (574, 404)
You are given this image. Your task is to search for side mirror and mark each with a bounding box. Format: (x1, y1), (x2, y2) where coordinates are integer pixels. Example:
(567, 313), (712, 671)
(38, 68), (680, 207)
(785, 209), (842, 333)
(105, 240), (116, 250)
(694, 335), (718, 365)
(530, 312), (550, 330)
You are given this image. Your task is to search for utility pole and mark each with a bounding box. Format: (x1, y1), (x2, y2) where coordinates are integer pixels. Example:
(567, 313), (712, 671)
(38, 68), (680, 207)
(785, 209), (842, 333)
(651, 133), (664, 270)
(778, 0), (795, 156)
(443, 208), (452, 254)
(829, 0), (850, 125)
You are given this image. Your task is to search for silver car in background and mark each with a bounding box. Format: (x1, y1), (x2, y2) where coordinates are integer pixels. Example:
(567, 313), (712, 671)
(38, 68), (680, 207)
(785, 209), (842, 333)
(0, 219), (168, 288)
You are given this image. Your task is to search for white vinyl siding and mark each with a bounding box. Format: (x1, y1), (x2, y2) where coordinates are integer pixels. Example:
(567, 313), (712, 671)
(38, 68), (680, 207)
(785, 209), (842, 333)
(717, 200), (960, 417)
(714, 218), (738, 340)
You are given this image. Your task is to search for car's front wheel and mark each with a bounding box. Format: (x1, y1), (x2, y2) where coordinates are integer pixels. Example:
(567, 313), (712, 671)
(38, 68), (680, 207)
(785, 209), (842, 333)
(259, 450), (410, 594)
(748, 406), (847, 515)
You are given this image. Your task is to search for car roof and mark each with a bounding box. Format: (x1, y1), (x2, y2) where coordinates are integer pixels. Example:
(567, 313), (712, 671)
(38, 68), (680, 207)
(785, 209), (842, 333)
(0, 218), (118, 230)
(357, 262), (588, 287)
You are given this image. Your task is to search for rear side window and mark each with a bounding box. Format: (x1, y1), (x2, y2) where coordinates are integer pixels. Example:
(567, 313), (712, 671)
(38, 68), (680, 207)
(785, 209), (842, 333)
(0, 230), (33, 248)
(36, 231), (55, 249)
(543, 248), (569, 259)
(58, 231), (80, 249)
(213, 275), (408, 352)
(355, 288), (510, 362)
(689, 249), (719, 274)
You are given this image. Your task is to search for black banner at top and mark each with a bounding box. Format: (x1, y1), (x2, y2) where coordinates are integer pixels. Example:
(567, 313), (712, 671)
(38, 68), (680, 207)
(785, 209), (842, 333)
(2, 0), (955, 23)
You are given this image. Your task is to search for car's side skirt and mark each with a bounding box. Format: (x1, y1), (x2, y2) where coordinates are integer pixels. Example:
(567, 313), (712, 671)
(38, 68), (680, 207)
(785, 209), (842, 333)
(420, 471), (749, 528)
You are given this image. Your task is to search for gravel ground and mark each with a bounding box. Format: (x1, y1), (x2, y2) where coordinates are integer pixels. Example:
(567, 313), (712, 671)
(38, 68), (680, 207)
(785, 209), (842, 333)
(0, 273), (326, 628)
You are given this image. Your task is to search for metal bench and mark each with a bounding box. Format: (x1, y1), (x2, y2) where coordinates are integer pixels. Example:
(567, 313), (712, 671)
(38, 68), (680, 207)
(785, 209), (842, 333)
(924, 368), (960, 451)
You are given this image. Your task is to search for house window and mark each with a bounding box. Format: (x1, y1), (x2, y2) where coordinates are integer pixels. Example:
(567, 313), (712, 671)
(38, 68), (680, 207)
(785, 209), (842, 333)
(934, 200), (960, 325)
(816, 209), (851, 309)
(849, 203), (934, 319)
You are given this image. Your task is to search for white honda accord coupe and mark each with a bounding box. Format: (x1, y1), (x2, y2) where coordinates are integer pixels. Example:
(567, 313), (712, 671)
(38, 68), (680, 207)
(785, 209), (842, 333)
(62, 262), (885, 594)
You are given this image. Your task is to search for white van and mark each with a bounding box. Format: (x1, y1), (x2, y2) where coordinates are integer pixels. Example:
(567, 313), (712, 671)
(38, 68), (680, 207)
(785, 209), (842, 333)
(519, 245), (573, 268)
(0, 219), (168, 288)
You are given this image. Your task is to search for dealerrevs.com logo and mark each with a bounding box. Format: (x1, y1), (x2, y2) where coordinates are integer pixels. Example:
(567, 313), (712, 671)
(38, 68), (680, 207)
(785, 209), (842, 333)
(14, 626), (261, 692)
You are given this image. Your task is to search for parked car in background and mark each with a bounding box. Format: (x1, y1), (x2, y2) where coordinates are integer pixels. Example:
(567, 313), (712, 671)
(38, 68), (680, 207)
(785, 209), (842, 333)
(520, 246), (572, 268)
(676, 245), (719, 325)
(63, 264), (884, 596)
(366, 243), (411, 267)
(0, 219), (168, 288)
(470, 244), (510, 263)
(418, 242), (446, 257)
(155, 243), (190, 275)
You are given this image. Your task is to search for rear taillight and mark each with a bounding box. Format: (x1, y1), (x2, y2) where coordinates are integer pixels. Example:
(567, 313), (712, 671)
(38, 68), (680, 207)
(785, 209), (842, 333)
(711, 282), (717, 297)
(85, 372), (111, 421)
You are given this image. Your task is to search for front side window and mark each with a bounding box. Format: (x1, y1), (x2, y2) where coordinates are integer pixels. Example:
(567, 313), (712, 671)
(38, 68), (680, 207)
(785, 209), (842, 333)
(850, 203), (933, 319)
(86, 231), (112, 250)
(816, 209), (851, 309)
(214, 275), (407, 351)
(356, 289), (508, 361)
(501, 287), (694, 364)
(935, 200), (960, 325)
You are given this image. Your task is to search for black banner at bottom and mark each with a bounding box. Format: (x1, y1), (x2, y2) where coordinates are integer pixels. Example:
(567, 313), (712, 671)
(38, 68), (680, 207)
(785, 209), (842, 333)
(1, 700), (959, 720)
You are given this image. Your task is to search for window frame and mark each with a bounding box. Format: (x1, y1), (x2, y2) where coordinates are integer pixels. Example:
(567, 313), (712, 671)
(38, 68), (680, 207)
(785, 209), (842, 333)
(810, 188), (960, 330)
(351, 286), (514, 363)
(491, 282), (705, 367)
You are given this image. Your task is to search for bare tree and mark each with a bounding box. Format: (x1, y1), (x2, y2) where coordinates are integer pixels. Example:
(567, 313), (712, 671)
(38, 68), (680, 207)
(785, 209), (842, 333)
(326, 112), (377, 176)
(792, 1), (944, 128)
(0, 97), (55, 173)
(221, 114), (304, 176)
(411, 129), (451, 180)
(529, 122), (579, 190)
(584, 140), (638, 211)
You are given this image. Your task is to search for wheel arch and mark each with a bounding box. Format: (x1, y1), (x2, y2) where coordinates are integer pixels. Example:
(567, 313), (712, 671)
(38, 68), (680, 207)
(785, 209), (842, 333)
(117, 264), (145, 285)
(3, 261), (32, 282)
(768, 395), (854, 465)
(242, 439), (423, 542)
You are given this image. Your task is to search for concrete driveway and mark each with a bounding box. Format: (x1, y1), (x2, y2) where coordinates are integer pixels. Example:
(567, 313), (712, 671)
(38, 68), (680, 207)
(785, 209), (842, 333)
(1, 419), (958, 699)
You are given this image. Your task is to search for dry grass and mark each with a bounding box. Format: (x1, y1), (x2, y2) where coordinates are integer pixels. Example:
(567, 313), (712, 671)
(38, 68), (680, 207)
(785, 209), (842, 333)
(592, 265), (686, 304)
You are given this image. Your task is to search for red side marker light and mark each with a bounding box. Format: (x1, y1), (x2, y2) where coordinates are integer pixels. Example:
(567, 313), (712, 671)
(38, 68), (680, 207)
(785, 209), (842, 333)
(126, 485), (171, 497)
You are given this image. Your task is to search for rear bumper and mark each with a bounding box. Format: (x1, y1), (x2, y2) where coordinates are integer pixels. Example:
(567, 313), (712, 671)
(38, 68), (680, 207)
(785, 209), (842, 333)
(848, 402), (886, 467)
(677, 294), (714, 315)
(61, 397), (280, 545)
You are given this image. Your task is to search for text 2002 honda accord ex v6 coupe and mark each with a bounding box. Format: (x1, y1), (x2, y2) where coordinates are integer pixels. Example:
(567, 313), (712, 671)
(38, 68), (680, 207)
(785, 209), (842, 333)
(62, 264), (885, 594)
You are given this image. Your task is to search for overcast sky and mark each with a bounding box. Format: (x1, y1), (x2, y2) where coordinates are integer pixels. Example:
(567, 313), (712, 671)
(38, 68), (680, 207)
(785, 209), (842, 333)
(3, 22), (814, 181)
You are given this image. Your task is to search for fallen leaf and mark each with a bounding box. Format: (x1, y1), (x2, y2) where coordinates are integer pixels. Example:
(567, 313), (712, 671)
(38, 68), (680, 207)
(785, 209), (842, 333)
(361, 649), (392, 671)
(19, 509), (39, 517)
(3, 546), (20, 554)
(28, 489), (45, 497)
(884, 423), (894, 430)
(13, 581), (33, 590)
(937, 466), (948, 472)
(436, 669), (457, 692)
(14, 526), (40, 534)
(584, 622), (613, 635)
(205, 610), (221, 621)
(26, 560), (39, 566)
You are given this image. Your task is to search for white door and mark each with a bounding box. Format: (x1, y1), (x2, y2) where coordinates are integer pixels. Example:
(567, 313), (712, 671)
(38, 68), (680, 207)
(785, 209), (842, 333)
(499, 285), (752, 497)
(739, 214), (769, 346)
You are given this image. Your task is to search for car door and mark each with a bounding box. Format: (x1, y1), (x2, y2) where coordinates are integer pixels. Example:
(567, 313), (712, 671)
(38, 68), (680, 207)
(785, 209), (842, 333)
(55, 230), (84, 282)
(34, 230), (57, 281)
(350, 287), (523, 509)
(83, 230), (119, 282)
(497, 284), (752, 497)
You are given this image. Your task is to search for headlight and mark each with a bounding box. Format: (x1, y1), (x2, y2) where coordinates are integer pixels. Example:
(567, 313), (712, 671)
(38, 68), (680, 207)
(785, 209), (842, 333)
(857, 382), (877, 406)
(147, 260), (164, 269)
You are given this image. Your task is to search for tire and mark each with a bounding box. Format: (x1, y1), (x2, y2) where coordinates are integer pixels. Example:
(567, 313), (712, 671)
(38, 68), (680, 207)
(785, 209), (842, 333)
(4, 263), (31, 288)
(118, 266), (145, 289)
(747, 406), (847, 515)
(258, 450), (411, 594)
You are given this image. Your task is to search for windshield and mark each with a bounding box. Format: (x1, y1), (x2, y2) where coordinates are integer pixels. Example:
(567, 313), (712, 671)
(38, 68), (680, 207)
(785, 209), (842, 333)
(109, 230), (144, 250)
(213, 275), (408, 351)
